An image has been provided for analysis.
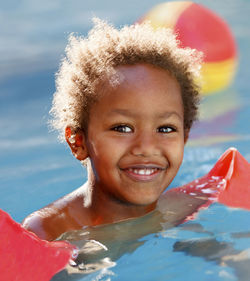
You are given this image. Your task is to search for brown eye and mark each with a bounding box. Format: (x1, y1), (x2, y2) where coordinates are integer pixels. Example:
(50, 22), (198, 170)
(111, 125), (133, 133)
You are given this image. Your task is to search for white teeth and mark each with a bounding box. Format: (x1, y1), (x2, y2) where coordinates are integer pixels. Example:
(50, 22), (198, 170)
(145, 169), (153, 175)
(128, 168), (157, 175)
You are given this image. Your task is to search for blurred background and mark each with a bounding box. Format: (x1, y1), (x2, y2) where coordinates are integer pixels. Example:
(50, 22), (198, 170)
(0, 0), (249, 222)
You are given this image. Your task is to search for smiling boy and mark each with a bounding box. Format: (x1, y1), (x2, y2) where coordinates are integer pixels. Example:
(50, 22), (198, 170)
(22, 19), (202, 241)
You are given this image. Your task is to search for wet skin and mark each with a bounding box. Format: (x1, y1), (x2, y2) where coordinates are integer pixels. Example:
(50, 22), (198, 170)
(22, 63), (195, 241)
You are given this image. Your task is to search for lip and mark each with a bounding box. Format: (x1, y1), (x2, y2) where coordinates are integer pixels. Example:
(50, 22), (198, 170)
(120, 164), (166, 182)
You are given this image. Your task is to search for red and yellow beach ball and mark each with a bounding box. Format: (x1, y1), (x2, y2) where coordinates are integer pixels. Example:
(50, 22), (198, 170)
(139, 1), (237, 94)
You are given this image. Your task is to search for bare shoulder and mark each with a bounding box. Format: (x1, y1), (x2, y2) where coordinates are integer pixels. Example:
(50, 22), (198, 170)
(22, 186), (87, 241)
(22, 205), (57, 240)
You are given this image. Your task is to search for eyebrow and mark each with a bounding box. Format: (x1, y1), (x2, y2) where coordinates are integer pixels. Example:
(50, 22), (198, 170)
(108, 109), (183, 120)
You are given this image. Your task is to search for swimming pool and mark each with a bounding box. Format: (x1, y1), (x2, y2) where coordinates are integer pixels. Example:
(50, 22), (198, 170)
(0, 0), (250, 280)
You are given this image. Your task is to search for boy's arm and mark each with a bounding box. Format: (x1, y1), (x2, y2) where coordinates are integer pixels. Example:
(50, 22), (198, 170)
(22, 207), (75, 242)
(22, 211), (51, 240)
(22, 189), (89, 241)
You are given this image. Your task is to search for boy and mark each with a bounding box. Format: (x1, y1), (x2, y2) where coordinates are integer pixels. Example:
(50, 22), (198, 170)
(22, 19), (203, 241)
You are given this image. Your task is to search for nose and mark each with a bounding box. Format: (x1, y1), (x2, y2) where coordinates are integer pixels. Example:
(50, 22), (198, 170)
(130, 131), (161, 157)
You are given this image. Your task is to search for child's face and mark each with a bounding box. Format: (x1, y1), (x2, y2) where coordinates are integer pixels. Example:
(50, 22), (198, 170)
(84, 63), (186, 206)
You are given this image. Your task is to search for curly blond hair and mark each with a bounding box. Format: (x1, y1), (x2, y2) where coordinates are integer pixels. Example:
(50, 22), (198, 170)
(50, 18), (202, 140)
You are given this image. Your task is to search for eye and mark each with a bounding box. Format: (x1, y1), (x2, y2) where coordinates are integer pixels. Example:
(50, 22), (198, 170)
(111, 124), (133, 133)
(157, 126), (176, 134)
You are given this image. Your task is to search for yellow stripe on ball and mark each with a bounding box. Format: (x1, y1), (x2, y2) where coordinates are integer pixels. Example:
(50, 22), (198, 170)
(200, 58), (237, 94)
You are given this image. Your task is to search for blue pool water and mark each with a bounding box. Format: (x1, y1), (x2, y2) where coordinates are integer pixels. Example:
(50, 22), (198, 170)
(0, 0), (250, 280)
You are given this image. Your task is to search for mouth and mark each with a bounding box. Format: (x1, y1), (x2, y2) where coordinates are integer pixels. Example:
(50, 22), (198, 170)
(120, 165), (165, 182)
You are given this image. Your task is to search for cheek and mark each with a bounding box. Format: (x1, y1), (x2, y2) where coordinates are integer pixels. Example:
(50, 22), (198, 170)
(86, 132), (109, 159)
(96, 135), (129, 154)
(87, 136), (122, 169)
(166, 139), (184, 168)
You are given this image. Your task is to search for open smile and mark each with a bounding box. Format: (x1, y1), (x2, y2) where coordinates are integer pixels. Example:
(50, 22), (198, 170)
(121, 165), (165, 182)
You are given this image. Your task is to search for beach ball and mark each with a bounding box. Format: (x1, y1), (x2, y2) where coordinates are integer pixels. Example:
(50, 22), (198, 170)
(139, 1), (237, 94)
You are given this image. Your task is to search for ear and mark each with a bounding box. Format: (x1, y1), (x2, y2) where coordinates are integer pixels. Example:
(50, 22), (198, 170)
(184, 129), (189, 144)
(65, 127), (88, 161)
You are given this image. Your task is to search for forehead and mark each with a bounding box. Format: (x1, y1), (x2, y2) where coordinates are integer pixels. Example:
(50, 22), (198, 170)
(93, 63), (183, 118)
(114, 63), (180, 92)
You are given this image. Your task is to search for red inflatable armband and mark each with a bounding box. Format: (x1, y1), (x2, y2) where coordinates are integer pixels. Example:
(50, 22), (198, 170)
(176, 148), (250, 210)
(0, 209), (77, 281)
(215, 148), (250, 209)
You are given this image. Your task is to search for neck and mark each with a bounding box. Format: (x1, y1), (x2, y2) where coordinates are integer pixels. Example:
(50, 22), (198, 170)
(91, 186), (156, 225)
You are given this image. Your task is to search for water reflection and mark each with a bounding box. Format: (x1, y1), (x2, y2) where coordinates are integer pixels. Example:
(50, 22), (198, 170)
(174, 238), (250, 281)
(52, 199), (250, 281)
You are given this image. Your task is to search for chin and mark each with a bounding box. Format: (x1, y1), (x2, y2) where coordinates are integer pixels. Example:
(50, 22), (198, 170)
(125, 195), (159, 206)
